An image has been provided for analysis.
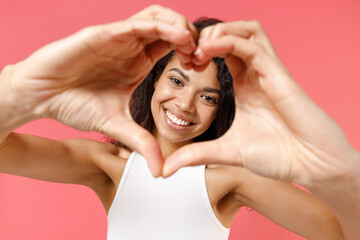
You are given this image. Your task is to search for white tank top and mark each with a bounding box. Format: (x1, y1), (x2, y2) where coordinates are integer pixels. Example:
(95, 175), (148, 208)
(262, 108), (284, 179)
(107, 151), (230, 240)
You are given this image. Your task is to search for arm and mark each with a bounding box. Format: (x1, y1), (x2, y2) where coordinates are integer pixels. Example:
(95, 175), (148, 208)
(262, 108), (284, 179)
(306, 152), (360, 240)
(234, 169), (344, 240)
(164, 20), (360, 239)
(0, 67), (108, 187)
(0, 132), (117, 187)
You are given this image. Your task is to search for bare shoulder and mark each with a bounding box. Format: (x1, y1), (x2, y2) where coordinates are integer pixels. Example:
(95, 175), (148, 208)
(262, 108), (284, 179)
(205, 165), (251, 227)
(60, 138), (132, 212)
(59, 138), (130, 187)
(206, 164), (251, 197)
(226, 166), (302, 207)
(0, 133), (130, 212)
(207, 165), (301, 207)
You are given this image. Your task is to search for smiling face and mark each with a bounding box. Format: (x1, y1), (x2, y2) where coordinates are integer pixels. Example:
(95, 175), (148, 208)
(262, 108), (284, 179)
(151, 56), (220, 146)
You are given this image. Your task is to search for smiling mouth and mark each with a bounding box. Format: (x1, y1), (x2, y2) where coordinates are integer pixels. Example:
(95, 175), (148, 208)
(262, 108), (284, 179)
(165, 110), (194, 127)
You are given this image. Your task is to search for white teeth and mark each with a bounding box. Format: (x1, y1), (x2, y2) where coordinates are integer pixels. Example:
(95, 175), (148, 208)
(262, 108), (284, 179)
(165, 110), (190, 126)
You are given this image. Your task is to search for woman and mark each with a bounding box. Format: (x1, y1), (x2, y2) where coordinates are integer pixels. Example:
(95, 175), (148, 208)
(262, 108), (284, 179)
(0, 5), (355, 240)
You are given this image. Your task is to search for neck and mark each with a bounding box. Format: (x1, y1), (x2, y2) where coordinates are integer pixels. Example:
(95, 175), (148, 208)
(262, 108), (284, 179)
(153, 129), (192, 159)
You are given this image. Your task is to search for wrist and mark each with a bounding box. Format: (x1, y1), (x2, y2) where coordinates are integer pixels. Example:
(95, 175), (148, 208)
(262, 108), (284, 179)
(306, 148), (360, 200)
(0, 64), (38, 136)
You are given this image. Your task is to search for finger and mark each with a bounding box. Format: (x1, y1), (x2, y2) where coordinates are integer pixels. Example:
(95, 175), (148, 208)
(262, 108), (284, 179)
(131, 5), (198, 41)
(199, 22), (249, 40)
(102, 19), (194, 51)
(186, 21), (198, 45)
(146, 41), (193, 71)
(128, 5), (198, 53)
(175, 50), (192, 64)
(195, 35), (290, 106)
(198, 35), (336, 147)
(192, 61), (211, 72)
(179, 61), (195, 70)
(100, 116), (164, 177)
(145, 40), (173, 64)
(162, 140), (240, 177)
(199, 20), (277, 57)
(128, 19), (196, 55)
(145, 41), (194, 69)
(194, 35), (271, 79)
(197, 35), (297, 100)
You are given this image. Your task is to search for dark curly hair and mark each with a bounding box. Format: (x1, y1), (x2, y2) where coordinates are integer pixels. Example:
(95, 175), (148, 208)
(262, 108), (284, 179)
(109, 17), (235, 147)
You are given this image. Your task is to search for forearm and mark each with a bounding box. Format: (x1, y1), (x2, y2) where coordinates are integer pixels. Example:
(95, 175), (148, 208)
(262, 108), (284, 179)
(307, 149), (360, 240)
(236, 170), (344, 240)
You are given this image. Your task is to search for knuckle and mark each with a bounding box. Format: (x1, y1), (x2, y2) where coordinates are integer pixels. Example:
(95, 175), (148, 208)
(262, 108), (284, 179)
(251, 43), (266, 62)
(148, 4), (163, 11)
(168, 10), (188, 29)
(254, 42), (266, 53)
(211, 25), (224, 39)
(79, 25), (97, 36)
(236, 20), (246, 25)
(250, 20), (263, 30)
(172, 15), (188, 29)
(180, 16), (189, 28)
(77, 25), (103, 41)
(144, 5), (163, 18)
(200, 25), (215, 38)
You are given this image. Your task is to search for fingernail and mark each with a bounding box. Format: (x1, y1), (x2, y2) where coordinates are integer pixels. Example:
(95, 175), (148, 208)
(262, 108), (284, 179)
(152, 170), (161, 178)
(194, 47), (203, 56)
(163, 163), (176, 178)
(162, 167), (170, 178)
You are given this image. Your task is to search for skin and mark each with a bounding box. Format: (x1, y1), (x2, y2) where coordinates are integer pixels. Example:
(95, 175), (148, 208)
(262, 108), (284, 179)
(0, 56), (344, 239)
(0, 4), (356, 239)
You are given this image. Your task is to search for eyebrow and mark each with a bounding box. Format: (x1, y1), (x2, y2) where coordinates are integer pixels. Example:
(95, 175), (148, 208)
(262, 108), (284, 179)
(204, 87), (221, 95)
(169, 68), (190, 81)
(169, 67), (221, 95)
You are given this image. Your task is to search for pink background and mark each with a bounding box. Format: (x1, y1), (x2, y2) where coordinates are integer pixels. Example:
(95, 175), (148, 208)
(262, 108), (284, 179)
(1, 0), (359, 239)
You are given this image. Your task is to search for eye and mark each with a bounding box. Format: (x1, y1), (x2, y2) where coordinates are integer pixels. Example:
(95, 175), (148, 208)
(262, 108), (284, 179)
(201, 94), (218, 105)
(170, 77), (183, 87)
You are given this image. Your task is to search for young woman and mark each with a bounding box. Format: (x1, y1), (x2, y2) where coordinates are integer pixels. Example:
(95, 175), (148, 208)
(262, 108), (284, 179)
(0, 5), (357, 240)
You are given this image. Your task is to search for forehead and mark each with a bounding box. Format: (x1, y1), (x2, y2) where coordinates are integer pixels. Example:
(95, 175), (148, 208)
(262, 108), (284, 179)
(164, 55), (220, 88)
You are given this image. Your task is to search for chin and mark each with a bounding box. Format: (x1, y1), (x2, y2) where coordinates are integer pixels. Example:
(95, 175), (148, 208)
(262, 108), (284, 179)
(159, 130), (194, 144)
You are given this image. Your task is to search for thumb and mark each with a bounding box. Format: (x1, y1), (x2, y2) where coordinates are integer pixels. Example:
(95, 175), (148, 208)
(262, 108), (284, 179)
(163, 139), (239, 177)
(101, 116), (164, 177)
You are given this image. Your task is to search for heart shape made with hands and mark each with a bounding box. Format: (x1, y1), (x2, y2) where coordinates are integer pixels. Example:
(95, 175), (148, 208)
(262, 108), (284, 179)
(120, 19), (303, 180)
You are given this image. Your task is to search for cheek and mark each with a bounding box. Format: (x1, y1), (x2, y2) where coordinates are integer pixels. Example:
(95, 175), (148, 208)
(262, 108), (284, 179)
(152, 83), (175, 104)
(151, 83), (175, 113)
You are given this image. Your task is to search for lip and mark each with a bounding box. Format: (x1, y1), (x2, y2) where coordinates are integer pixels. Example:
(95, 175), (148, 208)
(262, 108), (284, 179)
(163, 107), (195, 130)
(165, 108), (194, 123)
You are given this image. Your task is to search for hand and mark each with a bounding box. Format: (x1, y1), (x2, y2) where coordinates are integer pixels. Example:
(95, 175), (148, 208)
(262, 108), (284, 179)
(163, 21), (359, 186)
(0, 5), (197, 177)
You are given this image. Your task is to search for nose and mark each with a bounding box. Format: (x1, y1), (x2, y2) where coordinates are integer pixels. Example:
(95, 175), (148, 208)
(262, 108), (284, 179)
(175, 91), (196, 113)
